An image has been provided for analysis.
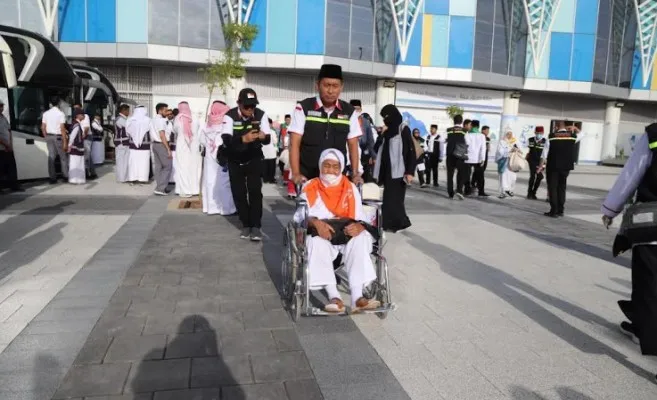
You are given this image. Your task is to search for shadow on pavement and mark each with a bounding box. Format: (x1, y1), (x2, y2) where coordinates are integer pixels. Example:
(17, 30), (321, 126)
(34, 352), (61, 400)
(130, 315), (244, 399)
(404, 231), (654, 383)
(517, 228), (630, 269)
(510, 385), (596, 399)
(0, 222), (67, 281)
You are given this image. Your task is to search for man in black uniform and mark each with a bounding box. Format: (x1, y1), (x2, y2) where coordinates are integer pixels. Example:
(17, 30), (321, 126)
(526, 126), (546, 200)
(445, 114), (468, 200)
(289, 64), (363, 184)
(601, 123), (657, 381)
(222, 88), (272, 241)
(538, 121), (582, 217)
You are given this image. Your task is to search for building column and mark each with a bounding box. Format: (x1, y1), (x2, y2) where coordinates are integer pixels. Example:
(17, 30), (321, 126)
(375, 80), (396, 126)
(602, 101), (621, 160)
(224, 77), (246, 107)
(500, 91), (520, 138)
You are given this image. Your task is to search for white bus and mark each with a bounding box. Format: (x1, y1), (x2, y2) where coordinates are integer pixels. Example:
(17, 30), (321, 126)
(0, 25), (133, 181)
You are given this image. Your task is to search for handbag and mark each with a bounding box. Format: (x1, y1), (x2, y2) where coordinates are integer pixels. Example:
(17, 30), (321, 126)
(307, 218), (379, 245)
(508, 151), (527, 172)
(452, 142), (468, 161)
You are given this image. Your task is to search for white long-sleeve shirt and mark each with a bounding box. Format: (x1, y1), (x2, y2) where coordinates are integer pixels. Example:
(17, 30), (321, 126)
(465, 132), (486, 164)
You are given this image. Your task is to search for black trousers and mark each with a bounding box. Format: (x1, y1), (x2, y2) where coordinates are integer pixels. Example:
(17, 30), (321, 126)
(262, 158), (276, 183)
(228, 159), (263, 228)
(424, 155), (439, 186)
(527, 161), (544, 195)
(0, 151), (19, 189)
(546, 168), (569, 214)
(629, 245), (657, 355)
(446, 156), (467, 197)
(361, 154), (374, 183)
(469, 163), (486, 195)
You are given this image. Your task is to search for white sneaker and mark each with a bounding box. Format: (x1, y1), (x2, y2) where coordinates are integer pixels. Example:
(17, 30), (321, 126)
(153, 190), (167, 196)
(455, 193), (464, 200)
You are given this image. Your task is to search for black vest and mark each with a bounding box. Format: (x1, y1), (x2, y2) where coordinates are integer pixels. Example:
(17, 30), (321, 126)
(527, 136), (546, 164)
(446, 125), (465, 156)
(547, 130), (577, 171)
(298, 97), (355, 179)
(114, 117), (129, 147)
(168, 121), (176, 151)
(225, 107), (265, 163)
(69, 123), (85, 156)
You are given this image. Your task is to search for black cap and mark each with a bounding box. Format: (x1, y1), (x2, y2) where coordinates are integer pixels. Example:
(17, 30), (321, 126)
(430, 124), (438, 129)
(238, 88), (259, 106)
(349, 99), (361, 107)
(284, 114), (291, 119)
(318, 64), (343, 80)
(73, 109), (85, 119)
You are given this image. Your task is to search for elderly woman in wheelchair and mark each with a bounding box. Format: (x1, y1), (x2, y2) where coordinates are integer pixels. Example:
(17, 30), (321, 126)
(292, 148), (381, 313)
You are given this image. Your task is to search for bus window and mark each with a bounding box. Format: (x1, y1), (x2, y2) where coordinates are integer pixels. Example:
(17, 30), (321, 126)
(11, 86), (46, 136)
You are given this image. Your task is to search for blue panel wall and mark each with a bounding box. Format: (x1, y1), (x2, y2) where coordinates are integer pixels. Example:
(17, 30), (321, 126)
(267, 0), (296, 53)
(117, 0), (147, 42)
(425, 0), (449, 15)
(574, 0), (598, 34)
(58, 0), (85, 42)
(548, 33), (573, 80)
(87, 0), (116, 42)
(430, 15), (449, 67)
(297, 0), (325, 54)
(447, 16), (474, 69)
(570, 34), (594, 81)
(250, 0), (267, 52)
(400, 15), (423, 65)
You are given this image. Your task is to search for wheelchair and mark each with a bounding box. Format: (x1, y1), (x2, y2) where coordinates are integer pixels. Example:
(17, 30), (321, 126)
(281, 182), (395, 321)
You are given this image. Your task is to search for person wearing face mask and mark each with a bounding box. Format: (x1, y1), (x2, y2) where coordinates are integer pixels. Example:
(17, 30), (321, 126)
(373, 104), (415, 233)
(526, 126), (546, 200)
(293, 148), (380, 313)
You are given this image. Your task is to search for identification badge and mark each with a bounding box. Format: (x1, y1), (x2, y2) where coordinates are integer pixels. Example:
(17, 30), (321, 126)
(307, 111), (322, 117)
(633, 212), (655, 224)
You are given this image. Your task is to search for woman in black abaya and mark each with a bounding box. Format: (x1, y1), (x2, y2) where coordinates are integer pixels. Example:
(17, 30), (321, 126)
(373, 104), (415, 232)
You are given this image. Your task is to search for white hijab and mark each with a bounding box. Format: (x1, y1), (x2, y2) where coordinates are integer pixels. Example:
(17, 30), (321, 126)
(495, 131), (516, 161)
(126, 106), (151, 147)
(319, 148), (345, 187)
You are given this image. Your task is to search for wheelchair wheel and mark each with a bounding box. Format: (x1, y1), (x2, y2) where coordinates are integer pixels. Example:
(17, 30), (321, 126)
(291, 280), (302, 322)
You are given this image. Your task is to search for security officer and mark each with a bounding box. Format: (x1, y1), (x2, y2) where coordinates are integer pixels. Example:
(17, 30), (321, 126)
(538, 121), (582, 217)
(288, 64), (363, 185)
(526, 126), (546, 200)
(601, 123), (657, 380)
(222, 88), (272, 241)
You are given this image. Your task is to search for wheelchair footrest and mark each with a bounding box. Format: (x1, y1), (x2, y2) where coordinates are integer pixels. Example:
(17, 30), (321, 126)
(309, 307), (349, 317)
(350, 302), (396, 315)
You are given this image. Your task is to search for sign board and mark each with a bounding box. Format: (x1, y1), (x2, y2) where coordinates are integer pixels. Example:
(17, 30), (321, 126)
(395, 82), (504, 114)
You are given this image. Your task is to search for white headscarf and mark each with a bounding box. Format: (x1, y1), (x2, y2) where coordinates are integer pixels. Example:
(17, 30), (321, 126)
(126, 106), (151, 147)
(319, 148), (345, 187)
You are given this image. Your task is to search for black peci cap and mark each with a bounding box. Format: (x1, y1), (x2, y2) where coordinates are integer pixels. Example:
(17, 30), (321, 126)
(238, 88), (259, 106)
(73, 109), (85, 118)
(318, 64), (343, 80)
(349, 99), (361, 107)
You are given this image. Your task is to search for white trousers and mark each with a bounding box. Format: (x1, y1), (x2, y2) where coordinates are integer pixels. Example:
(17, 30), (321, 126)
(68, 155), (86, 184)
(115, 145), (130, 182)
(307, 231), (377, 305)
(498, 169), (517, 194)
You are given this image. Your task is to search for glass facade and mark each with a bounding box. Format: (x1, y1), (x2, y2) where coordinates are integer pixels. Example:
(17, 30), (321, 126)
(38, 0), (657, 91)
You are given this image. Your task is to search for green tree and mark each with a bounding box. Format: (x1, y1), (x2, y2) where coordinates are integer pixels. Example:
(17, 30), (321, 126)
(199, 23), (259, 110)
(445, 105), (464, 119)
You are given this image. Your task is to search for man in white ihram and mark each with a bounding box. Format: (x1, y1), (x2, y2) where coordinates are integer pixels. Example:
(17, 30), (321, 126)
(293, 148), (380, 313)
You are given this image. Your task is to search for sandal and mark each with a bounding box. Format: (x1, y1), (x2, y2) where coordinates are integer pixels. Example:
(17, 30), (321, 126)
(353, 297), (381, 313)
(324, 298), (345, 313)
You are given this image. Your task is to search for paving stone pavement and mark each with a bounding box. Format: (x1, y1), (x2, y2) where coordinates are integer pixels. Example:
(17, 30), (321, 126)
(4, 165), (657, 400)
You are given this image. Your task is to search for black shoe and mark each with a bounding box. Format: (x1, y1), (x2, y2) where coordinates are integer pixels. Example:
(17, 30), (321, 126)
(505, 191), (514, 197)
(10, 187), (25, 192)
(556, 212), (564, 217)
(544, 212), (558, 218)
(478, 192), (490, 197)
(240, 228), (251, 239)
(433, 183), (439, 188)
(49, 179), (57, 185)
(250, 228), (263, 242)
(620, 321), (640, 344)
